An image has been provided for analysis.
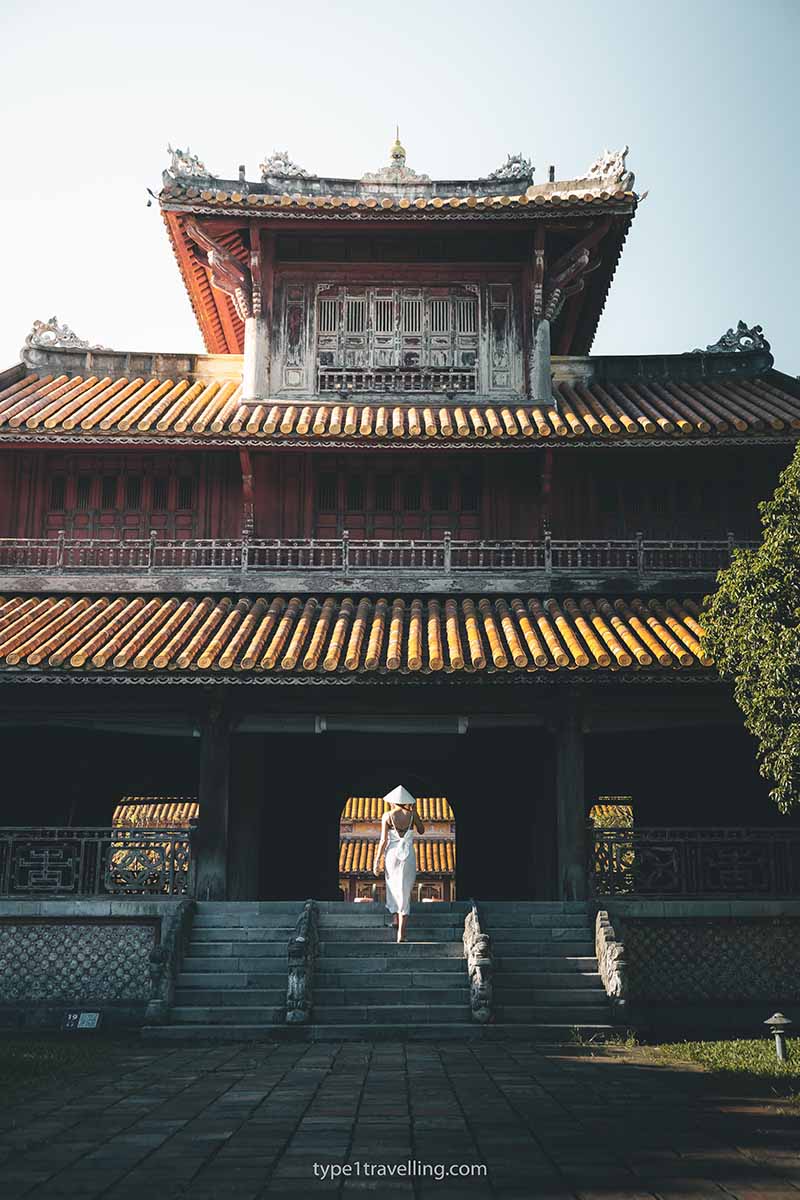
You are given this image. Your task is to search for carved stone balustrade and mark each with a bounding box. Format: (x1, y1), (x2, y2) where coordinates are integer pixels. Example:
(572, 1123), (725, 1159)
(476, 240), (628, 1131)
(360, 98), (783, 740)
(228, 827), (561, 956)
(595, 910), (627, 1012)
(286, 899), (319, 1024)
(463, 901), (493, 1023)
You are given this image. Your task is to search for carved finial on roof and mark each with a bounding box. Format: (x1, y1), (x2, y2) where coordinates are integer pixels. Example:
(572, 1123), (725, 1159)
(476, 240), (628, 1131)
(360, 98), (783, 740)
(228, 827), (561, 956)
(390, 127), (406, 168)
(259, 150), (312, 181)
(362, 133), (430, 186)
(692, 321), (771, 355)
(486, 153), (534, 183)
(23, 317), (110, 355)
(584, 146), (634, 190)
(165, 144), (209, 179)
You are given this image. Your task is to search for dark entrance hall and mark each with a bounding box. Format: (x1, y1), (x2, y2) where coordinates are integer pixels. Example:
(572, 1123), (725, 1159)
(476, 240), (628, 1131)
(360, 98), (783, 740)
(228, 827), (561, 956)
(253, 727), (554, 902)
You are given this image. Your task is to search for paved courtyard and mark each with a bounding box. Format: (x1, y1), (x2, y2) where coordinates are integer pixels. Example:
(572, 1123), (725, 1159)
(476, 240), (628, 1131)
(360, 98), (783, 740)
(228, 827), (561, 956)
(0, 1038), (799, 1199)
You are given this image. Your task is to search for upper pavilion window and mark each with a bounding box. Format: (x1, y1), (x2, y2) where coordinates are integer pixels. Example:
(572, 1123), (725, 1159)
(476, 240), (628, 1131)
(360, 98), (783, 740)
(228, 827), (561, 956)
(315, 286), (480, 394)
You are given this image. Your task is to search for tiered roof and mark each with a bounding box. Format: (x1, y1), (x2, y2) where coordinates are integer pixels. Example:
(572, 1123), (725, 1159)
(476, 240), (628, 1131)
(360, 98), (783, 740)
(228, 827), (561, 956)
(0, 592), (712, 681)
(2, 346), (795, 448)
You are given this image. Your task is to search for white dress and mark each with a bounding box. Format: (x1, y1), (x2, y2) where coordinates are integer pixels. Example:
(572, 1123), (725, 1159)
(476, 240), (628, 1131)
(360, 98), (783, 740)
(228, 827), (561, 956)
(384, 815), (416, 916)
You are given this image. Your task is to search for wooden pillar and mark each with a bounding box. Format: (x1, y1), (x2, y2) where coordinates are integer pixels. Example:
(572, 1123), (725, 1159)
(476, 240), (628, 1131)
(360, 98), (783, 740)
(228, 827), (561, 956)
(242, 316), (270, 401)
(194, 702), (231, 900)
(228, 734), (264, 900)
(555, 694), (587, 900)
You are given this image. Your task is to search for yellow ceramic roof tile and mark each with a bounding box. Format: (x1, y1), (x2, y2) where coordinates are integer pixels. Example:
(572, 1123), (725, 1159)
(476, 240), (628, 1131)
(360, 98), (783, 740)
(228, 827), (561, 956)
(0, 593), (715, 676)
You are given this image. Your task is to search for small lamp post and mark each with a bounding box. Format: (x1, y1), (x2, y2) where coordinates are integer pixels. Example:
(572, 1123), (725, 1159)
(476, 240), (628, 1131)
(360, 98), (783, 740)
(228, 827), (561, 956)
(764, 1012), (792, 1063)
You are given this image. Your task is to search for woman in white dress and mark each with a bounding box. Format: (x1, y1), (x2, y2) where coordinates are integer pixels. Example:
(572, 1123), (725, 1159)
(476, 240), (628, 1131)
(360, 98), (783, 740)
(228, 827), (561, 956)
(373, 786), (425, 943)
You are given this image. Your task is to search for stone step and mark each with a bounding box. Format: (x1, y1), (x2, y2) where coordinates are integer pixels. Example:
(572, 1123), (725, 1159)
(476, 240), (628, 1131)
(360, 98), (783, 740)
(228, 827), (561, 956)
(317, 927), (463, 942)
(313, 1004), (472, 1025)
(190, 927), (296, 943)
(484, 928), (593, 942)
(194, 902), (307, 913)
(178, 971), (287, 989)
(173, 988), (287, 1007)
(182, 956), (290, 974)
(478, 901), (589, 913)
(493, 987), (608, 1005)
(318, 940), (464, 957)
(142, 1022), (489, 1042)
(171, 1006), (285, 1025)
(494, 945), (595, 962)
(191, 916), (303, 930)
(318, 956), (465, 974)
(314, 986), (468, 1006)
(497, 957), (598, 974)
(315, 970), (466, 988)
(483, 913), (591, 928)
(494, 1005), (611, 1024)
(319, 910), (464, 923)
(494, 972), (602, 990)
(184, 943), (289, 959)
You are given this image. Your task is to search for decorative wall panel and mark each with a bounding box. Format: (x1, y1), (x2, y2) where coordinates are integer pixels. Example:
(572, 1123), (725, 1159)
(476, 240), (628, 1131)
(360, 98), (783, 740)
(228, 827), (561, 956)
(624, 918), (800, 1003)
(0, 921), (155, 1003)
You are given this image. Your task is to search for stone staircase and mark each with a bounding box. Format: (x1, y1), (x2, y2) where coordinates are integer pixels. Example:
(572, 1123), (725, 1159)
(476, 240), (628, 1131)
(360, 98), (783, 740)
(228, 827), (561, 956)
(482, 901), (615, 1035)
(142, 901), (304, 1041)
(142, 900), (617, 1041)
(312, 900), (474, 1039)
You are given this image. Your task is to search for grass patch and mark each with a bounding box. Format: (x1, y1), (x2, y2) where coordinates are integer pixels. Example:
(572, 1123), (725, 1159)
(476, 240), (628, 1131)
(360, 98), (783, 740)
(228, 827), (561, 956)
(649, 1038), (800, 1086)
(0, 1036), (118, 1096)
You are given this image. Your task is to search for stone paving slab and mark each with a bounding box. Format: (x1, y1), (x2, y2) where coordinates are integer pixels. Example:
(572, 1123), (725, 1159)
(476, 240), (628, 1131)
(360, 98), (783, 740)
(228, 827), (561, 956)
(0, 1039), (799, 1198)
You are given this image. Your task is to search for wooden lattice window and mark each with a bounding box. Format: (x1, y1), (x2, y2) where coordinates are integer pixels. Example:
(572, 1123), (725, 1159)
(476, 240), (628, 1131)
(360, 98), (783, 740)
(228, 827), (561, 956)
(312, 457), (482, 539)
(40, 455), (201, 540)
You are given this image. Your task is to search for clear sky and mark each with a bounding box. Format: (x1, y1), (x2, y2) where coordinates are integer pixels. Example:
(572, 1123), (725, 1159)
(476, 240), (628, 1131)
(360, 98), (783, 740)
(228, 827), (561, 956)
(1, 0), (797, 373)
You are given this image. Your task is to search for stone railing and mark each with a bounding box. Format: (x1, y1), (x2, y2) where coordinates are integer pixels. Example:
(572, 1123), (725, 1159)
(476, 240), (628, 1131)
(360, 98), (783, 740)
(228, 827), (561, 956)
(0, 827), (194, 897)
(595, 910), (627, 1012)
(0, 533), (752, 576)
(463, 900), (493, 1023)
(590, 826), (800, 897)
(286, 899), (319, 1024)
(145, 898), (196, 1024)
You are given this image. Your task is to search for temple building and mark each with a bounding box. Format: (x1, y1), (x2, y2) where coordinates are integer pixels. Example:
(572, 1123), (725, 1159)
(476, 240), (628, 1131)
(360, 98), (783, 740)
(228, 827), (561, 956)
(338, 796), (456, 902)
(1, 136), (799, 906)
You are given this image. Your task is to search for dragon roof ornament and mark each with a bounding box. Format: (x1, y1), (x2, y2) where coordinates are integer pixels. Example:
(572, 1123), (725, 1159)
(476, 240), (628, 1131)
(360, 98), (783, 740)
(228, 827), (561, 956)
(165, 144), (210, 180)
(693, 321), (771, 355)
(23, 317), (110, 356)
(584, 146), (634, 190)
(486, 153), (534, 183)
(259, 150), (313, 181)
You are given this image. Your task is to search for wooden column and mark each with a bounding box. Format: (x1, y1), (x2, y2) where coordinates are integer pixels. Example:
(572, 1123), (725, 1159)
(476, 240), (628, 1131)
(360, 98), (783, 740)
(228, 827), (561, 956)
(555, 693), (587, 900)
(194, 701), (231, 900)
(241, 222), (273, 401)
(228, 734), (264, 900)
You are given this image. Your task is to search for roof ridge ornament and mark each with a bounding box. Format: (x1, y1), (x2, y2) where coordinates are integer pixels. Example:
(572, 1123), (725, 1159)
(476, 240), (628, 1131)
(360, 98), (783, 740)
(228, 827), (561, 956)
(486, 153), (534, 183)
(584, 146), (634, 190)
(23, 317), (110, 355)
(362, 130), (430, 186)
(165, 144), (210, 180)
(693, 321), (771, 355)
(259, 150), (312, 181)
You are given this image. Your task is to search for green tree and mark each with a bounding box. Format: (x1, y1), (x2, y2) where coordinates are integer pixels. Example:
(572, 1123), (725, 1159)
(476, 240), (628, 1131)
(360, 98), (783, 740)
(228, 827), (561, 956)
(702, 445), (800, 811)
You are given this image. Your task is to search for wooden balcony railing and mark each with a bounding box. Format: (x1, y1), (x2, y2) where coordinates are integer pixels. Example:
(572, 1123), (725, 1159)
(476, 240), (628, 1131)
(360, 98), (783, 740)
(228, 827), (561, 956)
(0, 827), (193, 897)
(590, 826), (800, 897)
(0, 533), (755, 575)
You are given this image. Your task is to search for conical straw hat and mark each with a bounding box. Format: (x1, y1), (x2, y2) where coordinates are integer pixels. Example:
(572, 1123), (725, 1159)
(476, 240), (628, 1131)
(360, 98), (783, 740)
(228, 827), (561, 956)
(383, 784), (416, 807)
